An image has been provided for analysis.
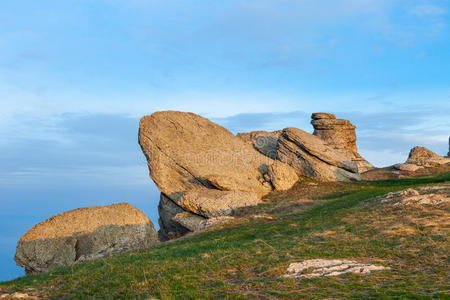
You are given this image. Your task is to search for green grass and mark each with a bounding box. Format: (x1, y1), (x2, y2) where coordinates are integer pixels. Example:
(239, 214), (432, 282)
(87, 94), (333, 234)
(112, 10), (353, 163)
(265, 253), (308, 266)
(1, 173), (449, 299)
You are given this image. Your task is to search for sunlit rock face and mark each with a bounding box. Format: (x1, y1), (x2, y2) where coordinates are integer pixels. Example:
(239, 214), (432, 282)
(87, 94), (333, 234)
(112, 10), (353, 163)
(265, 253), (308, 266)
(311, 113), (374, 173)
(15, 203), (158, 274)
(277, 127), (361, 182)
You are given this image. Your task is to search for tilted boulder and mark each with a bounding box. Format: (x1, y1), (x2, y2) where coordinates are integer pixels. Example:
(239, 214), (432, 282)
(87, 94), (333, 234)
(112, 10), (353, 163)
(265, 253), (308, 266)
(311, 113), (374, 172)
(278, 127), (361, 182)
(139, 111), (273, 199)
(15, 203), (158, 274)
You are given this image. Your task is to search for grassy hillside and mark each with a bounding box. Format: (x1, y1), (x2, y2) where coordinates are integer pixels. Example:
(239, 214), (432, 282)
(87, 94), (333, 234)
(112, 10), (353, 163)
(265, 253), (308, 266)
(1, 173), (449, 299)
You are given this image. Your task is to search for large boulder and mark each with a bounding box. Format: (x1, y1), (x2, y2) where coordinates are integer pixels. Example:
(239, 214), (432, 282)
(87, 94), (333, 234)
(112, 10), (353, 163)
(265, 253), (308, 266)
(139, 111), (273, 199)
(15, 203), (158, 274)
(277, 127), (361, 182)
(311, 113), (373, 172)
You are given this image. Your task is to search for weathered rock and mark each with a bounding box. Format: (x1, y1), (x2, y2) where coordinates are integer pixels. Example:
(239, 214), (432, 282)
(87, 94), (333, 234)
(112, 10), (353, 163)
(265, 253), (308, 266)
(268, 161), (298, 191)
(381, 187), (450, 207)
(139, 111), (296, 239)
(175, 188), (261, 218)
(139, 111), (273, 200)
(393, 163), (422, 172)
(405, 146), (450, 167)
(140, 111), (369, 239)
(311, 112), (336, 120)
(236, 130), (281, 159)
(172, 212), (206, 232)
(283, 259), (389, 278)
(15, 203), (158, 274)
(311, 113), (374, 172)
(158, 193), (193, 241)
(278, 127), (361, 182)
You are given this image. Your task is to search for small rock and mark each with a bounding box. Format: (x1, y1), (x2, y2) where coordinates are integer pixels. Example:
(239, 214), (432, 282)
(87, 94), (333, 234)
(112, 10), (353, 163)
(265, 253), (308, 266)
(283, 259), (389, 278)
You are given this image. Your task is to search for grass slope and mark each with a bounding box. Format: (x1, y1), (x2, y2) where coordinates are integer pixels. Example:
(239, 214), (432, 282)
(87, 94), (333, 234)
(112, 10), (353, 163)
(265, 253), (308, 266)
(1, 173), (449, 299)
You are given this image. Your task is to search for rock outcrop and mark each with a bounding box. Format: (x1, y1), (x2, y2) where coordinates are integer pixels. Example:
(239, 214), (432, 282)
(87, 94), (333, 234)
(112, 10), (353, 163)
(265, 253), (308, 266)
(277, 127), (361, 182)
(394, 146), (450, 171)
(139, 111), (289, 239)
(311, 113), (373, 172)
(139, 111), (368, 239)
(15, 203), (158, 274)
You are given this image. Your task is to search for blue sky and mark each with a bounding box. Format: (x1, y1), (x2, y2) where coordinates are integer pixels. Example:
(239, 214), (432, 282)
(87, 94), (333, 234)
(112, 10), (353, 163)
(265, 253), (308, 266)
(0, 0), (449, 280)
